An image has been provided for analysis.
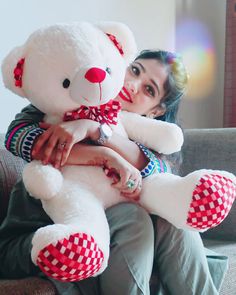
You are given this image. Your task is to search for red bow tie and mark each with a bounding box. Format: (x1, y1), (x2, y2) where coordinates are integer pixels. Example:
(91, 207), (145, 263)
(63, 99), (121, 125)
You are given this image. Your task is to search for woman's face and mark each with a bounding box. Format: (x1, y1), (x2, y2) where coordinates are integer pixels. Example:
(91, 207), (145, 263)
(117, 58), (168, 117)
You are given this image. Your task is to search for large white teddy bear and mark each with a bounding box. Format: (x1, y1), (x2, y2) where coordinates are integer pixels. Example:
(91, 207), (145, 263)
(2, 22), (236, 282)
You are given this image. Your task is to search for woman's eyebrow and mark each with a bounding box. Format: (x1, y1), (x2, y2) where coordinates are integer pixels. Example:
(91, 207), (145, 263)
(135, 61), (160, 95)
(135, 61), (146, 72)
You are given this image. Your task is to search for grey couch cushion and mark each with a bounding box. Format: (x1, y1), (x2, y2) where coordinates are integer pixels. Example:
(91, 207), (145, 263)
(181, 128), (236, 175)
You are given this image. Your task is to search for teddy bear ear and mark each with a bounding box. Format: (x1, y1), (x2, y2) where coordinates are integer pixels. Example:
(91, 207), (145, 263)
(1, 45), (26, 98)
(96, 21), (137, 63)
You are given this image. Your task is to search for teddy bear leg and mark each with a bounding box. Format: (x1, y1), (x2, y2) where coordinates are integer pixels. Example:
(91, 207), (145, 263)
(23, 160), (63, 200)
(141, 170), (236, 231)
(31, 187), (110, 282)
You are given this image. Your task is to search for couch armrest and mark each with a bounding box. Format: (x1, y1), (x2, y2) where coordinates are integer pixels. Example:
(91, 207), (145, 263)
(181, 128), (236, 241)
(0, 134), (25, 223)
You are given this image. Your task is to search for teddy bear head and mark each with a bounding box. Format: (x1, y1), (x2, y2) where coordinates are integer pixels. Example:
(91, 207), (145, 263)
(2, 22), (137, 121)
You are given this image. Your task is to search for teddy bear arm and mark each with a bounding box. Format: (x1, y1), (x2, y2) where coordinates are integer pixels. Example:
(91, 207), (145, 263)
(120, 111), (184, 154)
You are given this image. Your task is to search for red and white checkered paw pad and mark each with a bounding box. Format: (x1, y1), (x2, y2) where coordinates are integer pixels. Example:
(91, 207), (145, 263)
(36, 233), (104, 282)
(187, 174), (236, 230)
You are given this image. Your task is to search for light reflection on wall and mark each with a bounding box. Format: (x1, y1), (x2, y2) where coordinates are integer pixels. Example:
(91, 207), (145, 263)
(176, 19), (216, 100)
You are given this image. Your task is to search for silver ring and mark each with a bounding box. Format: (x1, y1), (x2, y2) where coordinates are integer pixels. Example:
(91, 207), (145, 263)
(57, 142), (67, 150)
(126, 179), (136, 189)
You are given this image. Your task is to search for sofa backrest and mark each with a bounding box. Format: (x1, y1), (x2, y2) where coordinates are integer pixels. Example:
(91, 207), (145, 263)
(181, 128), (236, 176)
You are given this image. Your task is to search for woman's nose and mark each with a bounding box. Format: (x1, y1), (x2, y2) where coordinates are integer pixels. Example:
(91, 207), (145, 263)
(126, 80), (139, 94)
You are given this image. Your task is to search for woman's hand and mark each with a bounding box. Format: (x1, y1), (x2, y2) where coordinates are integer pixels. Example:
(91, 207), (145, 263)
(32, 119), (100, 168)
(104, 150), (142, 201)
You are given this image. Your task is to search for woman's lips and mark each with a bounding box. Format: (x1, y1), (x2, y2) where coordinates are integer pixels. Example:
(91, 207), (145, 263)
(118, 87), (133, 103)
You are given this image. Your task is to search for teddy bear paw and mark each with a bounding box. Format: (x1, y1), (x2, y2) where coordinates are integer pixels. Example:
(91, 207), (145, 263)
(23, 160), (63, 200)
(187, 172), (236, 231)
(36, 232), (104, 282)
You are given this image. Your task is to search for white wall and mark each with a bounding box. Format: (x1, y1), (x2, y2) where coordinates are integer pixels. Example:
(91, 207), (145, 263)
(0, 0), (175, 133)
(176, 0), (226, 128)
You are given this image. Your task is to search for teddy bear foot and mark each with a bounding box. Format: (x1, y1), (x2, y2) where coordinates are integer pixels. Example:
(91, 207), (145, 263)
(187, 172), (236, 231)
(36, 232), (104, 282)
(23, 160), (63, 200)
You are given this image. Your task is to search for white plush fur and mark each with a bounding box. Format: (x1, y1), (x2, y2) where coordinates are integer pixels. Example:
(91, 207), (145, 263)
(2, 22), (236, 278)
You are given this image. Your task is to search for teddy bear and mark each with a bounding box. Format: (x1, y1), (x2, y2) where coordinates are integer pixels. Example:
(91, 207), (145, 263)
(2, 21), (236, 283)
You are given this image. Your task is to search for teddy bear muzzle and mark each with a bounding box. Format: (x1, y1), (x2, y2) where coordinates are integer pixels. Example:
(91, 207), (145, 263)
(69, 66), (114, 107)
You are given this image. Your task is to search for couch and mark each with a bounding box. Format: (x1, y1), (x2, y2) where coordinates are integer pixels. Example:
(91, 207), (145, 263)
(0, 129), (236, 295)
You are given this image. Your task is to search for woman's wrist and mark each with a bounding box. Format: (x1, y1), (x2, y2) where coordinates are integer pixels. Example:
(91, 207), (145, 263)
(66, 143), (115, 166)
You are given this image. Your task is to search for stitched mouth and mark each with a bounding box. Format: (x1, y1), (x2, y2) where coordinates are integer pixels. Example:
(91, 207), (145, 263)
(118, 86), (133, 103)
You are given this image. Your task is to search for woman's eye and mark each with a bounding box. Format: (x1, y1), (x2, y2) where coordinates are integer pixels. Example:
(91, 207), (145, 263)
(131, 65), (140, 76)
(62, 78), (70, 88)
(145, 85), (155, 97)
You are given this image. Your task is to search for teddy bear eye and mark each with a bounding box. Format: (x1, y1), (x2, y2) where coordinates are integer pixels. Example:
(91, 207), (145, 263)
(106, 67), (112, 75)
(62, 78), (70, 88)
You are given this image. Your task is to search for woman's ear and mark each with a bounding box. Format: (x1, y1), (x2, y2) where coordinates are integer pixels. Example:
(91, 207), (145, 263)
(147, 104), (166, 119)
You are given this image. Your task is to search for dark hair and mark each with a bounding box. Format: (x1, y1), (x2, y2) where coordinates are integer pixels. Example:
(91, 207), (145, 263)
(135, 50), (188, 123)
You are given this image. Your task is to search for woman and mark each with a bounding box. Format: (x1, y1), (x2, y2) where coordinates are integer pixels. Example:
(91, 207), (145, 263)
(1, 50), (227, 295)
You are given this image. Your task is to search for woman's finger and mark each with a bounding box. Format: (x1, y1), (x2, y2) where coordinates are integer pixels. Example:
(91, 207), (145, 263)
(121, 170), (141, 192)
(121, 180), (142, 200)
(53, 145), (64, 168)
(60, 142), (74, 166)
(32, 129), (52, 156)
(39, 122), (52, 129)
(43, 135), (61, 164)
(111, 172), (130, 190)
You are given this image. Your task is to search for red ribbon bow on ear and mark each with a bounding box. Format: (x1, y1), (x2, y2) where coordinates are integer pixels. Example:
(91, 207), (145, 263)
(63, 99), (121, 125)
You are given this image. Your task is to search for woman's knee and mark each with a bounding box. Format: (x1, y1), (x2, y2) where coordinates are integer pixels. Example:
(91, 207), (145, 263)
(155, 216), (204, 258)
(108, 203), (154, 274)
(102, 203), (154, 295)
(156, 216), (200, 240)
(107, 203), (154, 245)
